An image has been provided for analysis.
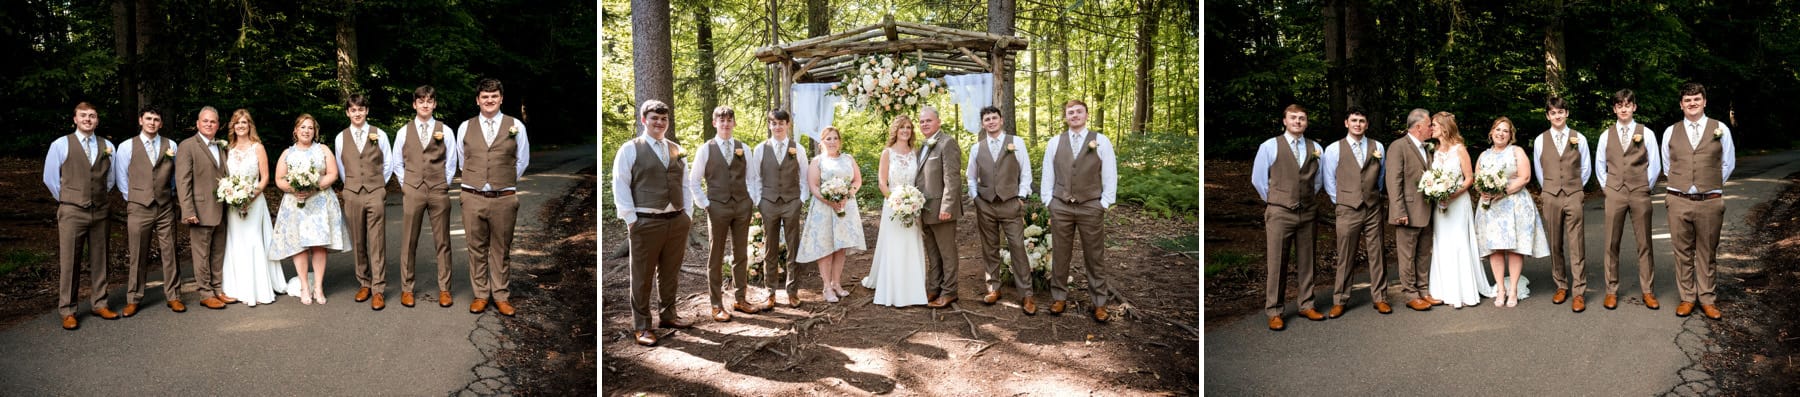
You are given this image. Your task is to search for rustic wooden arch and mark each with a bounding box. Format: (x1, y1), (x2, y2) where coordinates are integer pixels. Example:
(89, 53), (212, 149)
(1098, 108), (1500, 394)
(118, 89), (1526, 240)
(755, 15), (1028, 112)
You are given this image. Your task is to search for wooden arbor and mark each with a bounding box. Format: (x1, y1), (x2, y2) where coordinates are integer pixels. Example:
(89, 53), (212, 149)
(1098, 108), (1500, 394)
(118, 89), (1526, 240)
(755, 15), (1028, 112)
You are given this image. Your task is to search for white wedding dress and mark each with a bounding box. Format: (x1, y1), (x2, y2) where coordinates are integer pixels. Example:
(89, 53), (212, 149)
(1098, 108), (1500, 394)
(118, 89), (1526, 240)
(1426, 145), (1494, 308)
(860, 148), (930, 307)
(221, 145), (287, 305)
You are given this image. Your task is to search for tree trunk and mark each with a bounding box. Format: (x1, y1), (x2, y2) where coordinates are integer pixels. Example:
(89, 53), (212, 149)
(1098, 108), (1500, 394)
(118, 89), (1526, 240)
(634, 0), (676, 142)
(1131, 0), (1157, 135)
(989, 0), (1017, 136)
(1544, 0), (1566, 98)
(697, 4), (718, 141)
(1029, 21), (1039, 142)
(767, 0), (782, 111)
(334, 1), (361, 103)
(806, 0), (829, 38)
(113, 0), (137, 115)
(1325, 0), (1344, 121)
(133, 0), (158, 110)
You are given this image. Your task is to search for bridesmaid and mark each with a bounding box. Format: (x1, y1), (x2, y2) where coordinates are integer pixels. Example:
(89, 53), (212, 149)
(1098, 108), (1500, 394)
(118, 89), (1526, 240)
(793, 126), (867, 303)
(271, 114), (352, 304)
(1474, 116), (1551, 307)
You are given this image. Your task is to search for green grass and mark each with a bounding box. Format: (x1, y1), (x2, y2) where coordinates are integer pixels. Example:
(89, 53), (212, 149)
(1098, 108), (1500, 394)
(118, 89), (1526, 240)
(1154, 233), (1199, 253)
(1204, 250), (1257, 278)
(0, 249), (52, 278)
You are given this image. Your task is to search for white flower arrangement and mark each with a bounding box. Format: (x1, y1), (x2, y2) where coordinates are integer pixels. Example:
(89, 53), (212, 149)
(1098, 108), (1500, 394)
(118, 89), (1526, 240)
(1473, 163), (1508, 210)
(819, 177), (854, 217)
(828, 54), (940, 121)
(886, 185), (926, 227)
(285, 162), (322, 208)
(1418, 168), (1460, 213)
(215, 175), (258, 215)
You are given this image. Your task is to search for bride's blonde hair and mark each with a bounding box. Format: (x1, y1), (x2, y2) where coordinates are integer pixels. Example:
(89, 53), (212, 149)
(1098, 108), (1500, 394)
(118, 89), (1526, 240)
(886, 115), (916, 149)
(1432, 111), (1463, 147)
(228, 109), (260, 145)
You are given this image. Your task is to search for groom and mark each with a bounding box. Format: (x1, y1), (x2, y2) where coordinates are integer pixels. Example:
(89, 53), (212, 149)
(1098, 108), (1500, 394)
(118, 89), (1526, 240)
(915, 106), (963, 308)
(1387, 108), (1437, 312)
(117, 106), (180, 318)
(176, 106), (235, 311)
(965, 106), (1034, 313)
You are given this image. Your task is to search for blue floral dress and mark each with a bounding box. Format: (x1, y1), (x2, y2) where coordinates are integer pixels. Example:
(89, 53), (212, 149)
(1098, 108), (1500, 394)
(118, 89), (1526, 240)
(1473, 145), (1550, 258)
(795, 153), (867, 263)
(270, 144), (351, 258)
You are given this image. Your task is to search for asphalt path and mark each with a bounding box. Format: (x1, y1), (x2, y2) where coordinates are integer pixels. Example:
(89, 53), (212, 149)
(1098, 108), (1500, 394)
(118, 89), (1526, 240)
(1204, 148), (1800, 396)
(0, 145), (594, 395)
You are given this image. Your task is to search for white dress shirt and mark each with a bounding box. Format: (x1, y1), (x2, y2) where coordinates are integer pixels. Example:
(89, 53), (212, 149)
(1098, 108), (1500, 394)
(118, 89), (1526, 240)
(113, 132), (176, 200)
(612, 134), (692, 225)
(1319, 136), (1385, 205)
(43, 130), (116, 201)
(685, 136), (750, 209)
(391, 117), (462, 187)
(1249, 132), (1324, 202)
(1530, 126), (1592, 189)
(333, 124), (396, 186)
(1593, 120), (1661, 189)
(964, 133), (1033, 199)
(455, 114), (531, 192)
(745, 136), (812, 207)
(1660, 116), (1736, 194)
(1040, 129), (1119, 208)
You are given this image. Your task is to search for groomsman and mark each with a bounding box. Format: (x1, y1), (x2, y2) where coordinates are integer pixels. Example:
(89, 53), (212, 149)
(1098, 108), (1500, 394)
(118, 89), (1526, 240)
(1661, 82), (1733, 320)
(334, 94), (396, 311)
(116, 106), (179, 319)
(746, 110), (809, 308)
(914, 107), (964, 307)
(1250, 104), (1324, 330)
(457, 77), (530, 317)
(686, 106), (761, 322)
(1532, 97), (1593, 312)
(1320, 106), (1388, 318)
(1041, 99), (1121, 322)
(1595, 89), (1662, 311)
(44, 102), (118, 330)
(965, 106), (1034, 313)
(394, 85), (461, 308)
(1388, 108), (1438, 312)
(612, 100), (691, 346)
(177, 106), (234, 311)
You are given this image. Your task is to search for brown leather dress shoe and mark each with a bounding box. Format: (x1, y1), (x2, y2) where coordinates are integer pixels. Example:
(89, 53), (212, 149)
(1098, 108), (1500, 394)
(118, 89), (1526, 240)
(1427, 296), (1445, 306)
(634, 329), (657, 346)
(981, 290), (1001, 305)
(732, 301), (761, 314)
(355, 287), (372, 302)
(928, 293), (939, 303)
(62, 315), (78, 330)
(762, 296), (779, 311)
(1701, 304), (1722, 320)
(438, 291), (454, 307)
(122, 303), (139, 318)
(200, 297), (225, 310)
(1552, 289), (1569, 304)
(1050, 300), (1068, 315)
(1407, 299), (1432, 311)
(92, 306), (120, 320)
(401, 292), (416, 308)
(1022, 296), (1038, 315)
(167, 300), (187, 313)
(1374, 302), (1393, 314)
(928, 295), (958, 308)
(470, 298), (489, 314)
(1268, 316), (1284, 331)
(371, 294), (386, 311)
(1571, 296), (1586, 312)
(1327, 305), (1345, 319)
(712, 306), (731, 322)
(1603, 294), (1617, 310)
(495, 301), (516, 316)
(658, 317), (692, 329)
(1644, 294), (1661, 310)
(1298, 308), (1325, 321)
(1094, 306), (1110, 322)
(1675, 301), (1695, 317)
(217, 294), (239, 304)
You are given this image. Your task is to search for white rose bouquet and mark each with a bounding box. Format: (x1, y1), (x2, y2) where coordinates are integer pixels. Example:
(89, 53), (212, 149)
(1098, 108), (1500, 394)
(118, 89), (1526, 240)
(1473, 163), (1508, 210)
(1418, 168), (1461, 213)
(886, 185), (925, 227)
(827, 54), (940, 122)
(819, 176), (854, 217)
(215, 175), (258, 215)
(285, 162), (322, 208)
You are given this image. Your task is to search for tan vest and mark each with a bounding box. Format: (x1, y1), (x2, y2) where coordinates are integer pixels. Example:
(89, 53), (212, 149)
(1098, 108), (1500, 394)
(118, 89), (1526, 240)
(758, 139), (801, 202)
(461, 116), (520, 190)
(628, 137), (685, 209)
(126, 135), (176, 206)
(1052, 132), (1105, 203)
(1332, 138), (1381, 208)
(402, 121), (450, 190)
(1263, 135), (1319, 210)
(704, 139), (750, 204)
(1605, 123), (1652, 192)
(1667, 119), (1725, 192)
(1539, 129), (1585, 195)
(339, 127), (387, 193)
(59, 134), (112, 208)
(974, 134), (1022, 201)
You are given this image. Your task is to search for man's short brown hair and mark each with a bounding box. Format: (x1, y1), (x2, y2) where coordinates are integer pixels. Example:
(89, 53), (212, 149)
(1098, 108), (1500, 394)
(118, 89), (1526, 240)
(639, 100), (671, 118)
(713, 106), (735, 119)
(1063, 99), (1088, 111)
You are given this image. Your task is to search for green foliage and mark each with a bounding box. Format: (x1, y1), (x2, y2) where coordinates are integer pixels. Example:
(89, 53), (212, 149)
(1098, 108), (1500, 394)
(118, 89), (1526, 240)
(1203, 250), (1256, 278)
(0, 249), (52, 278)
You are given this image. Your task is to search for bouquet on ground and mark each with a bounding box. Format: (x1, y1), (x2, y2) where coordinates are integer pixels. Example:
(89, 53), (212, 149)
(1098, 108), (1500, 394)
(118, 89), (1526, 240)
(1473, 164), (1508, 210)
(216, 175), (258, 216)
(1418, 168), (1461, 213)
(886, 185), (925, 227)
(1001, 199), (1059, 291)
(285, 162), (322, 208)
(819, 177), (854, 217)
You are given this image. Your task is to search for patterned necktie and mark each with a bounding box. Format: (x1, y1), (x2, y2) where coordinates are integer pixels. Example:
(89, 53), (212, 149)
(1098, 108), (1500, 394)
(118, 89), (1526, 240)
(1292, 137), (1303, 166)
(147, 137), (157, 166)
(484, 119), (497, 146)
(1353, 140), (1364, 168)
(653, 139), (669, 167)
(1688, 122), (1702, 148)
(84, 136), (95, 165)
(1619, 124), (1630, 147)
(1554, 130), (1565, 156)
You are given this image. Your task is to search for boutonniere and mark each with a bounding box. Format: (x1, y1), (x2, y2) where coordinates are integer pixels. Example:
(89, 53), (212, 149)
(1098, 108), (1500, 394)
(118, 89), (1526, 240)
(670, 144), (684, 160)
(1713, 129), (1723, 141)
(100, 145), (112, 159)
(213, 139), (228, 150)
(1371, 148), (1383, 159)
(1422, 141), (1436, 152)
(786, 147), (797, 159)
(1567, 136), (1581, 146)
(925, 137), (938, 147)
(1309, 145), (1321, 161)
(734, 145), (745, 158)
(1086, 140), (1098, 154)
(508, 125), (519, 137)
(1003, 142), (1017, 155)
(163, 146), (177, 159)
(366, 131), (380, 142)
(432, 130), (445, 141)
(1632, 133), (1644, 146)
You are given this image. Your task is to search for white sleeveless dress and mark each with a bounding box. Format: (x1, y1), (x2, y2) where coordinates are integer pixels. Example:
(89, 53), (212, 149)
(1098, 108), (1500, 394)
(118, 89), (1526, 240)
(1426, 145), (1495, 307)
(860, 148), (930, 307)
(220, 145), (287, 305)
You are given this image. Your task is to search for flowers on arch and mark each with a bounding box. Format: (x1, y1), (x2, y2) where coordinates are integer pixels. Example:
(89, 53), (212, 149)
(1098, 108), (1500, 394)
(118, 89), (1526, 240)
(827, 54), (941, 121)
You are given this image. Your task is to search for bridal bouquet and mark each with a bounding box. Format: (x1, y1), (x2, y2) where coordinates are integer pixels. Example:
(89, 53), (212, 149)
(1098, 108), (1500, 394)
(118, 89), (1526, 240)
(216, 175), (257, 215)
(819, 177), (854, 217)
(886, 185), (925, 227)
(827, 54), (942, 122)
(1001, 200), (1060, 291)
(1418, 168), (1460, 213)
(1473, 165), (1508, 210)
(285, 162), (321, 208)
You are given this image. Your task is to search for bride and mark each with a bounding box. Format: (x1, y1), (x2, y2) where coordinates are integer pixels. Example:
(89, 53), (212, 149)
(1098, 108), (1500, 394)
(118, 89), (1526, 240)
(1425, 112), (1494, 308)
(861, 115), (930, 307)
(220, 109), (287, 305)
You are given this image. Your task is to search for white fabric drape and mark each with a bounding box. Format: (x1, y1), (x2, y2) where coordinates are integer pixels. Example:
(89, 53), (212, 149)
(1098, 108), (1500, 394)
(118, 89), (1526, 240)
(944, 73), (993, 134)
(792, 83), (841, 142)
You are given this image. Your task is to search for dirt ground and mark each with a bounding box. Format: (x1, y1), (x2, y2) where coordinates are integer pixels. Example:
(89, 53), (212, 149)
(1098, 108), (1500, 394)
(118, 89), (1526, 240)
(1697, 170), (1800, 394)
(491, 166), (599, 395)
(601, 200), (1199, 395)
